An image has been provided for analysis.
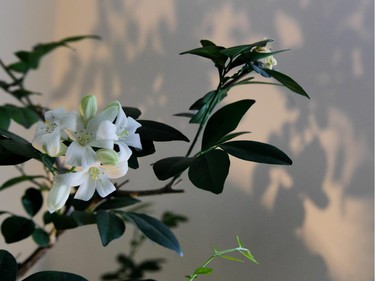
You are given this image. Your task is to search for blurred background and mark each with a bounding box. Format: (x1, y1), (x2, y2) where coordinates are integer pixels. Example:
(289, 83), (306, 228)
(0, 1), (373, 280)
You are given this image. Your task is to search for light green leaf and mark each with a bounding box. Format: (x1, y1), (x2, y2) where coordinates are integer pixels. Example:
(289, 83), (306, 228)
(193, 267), (213, 275)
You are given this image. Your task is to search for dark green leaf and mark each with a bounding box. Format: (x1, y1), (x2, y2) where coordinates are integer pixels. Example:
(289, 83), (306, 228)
(249, 62), (271, 78)
(189, 104), (209, 124)
(71, 211), (97, 226)
(22, 188), (43, 216)
(0, 175), (44, 191)
(11, 89), (37, 100)
(50, 213), (78, 230)
(189, 91), (216, 110)
(200, 39), (216, 47)
(263, 69), (309, 98)
(216, 131), (251, 144)
(10, 35), (100, 73)
(4, 105), (40, 129)
(32, 228), (50, 247)
(188, 149), (230, 194)
(96, 210), (125, 246)
(95, 197), (140, 211)
(180, 45), (227, 68)
(125, 212), (182, 256)
(0, 143), (31, 165)
(0, 107), (10, 130)
(22, 271), (88, 281)
(220, 140), (292, 165)
(202, 99), (255, 150)
(122, 107), (142, 119)
(153, 156), (194, 180)
(220, 39), (272, 58)
(1, 216), (35, 243)
(137, 120), (189, 142)
(173, 112), (195, 118)
(0, 250), (17, 281)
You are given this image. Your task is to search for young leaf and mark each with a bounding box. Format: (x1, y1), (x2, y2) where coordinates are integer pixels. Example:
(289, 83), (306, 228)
(193, 267), (213, 275)
(0, 250), (17, 281)
(125, 212), (182, 256)
(202, 99), (255, 150)
(32, 228), (50, 247)
(96, 210), (126, 246)
(263, 69), (309, 98)
(22, 271), (88, 281)
(153, 156), (194, 180)
(1, 216), (35, 243)
(188, 149), (230, 194)
(137, 120), (189, 142)
(220, 140), (292, 165)
(22, 188), (43, 216)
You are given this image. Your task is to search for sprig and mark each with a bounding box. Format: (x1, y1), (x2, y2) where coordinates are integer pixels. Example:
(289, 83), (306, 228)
(186, 236), (258, 280)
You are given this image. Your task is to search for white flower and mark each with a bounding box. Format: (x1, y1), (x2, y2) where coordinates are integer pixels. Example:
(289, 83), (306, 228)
(47, 149), (130, 213)
(114, 107), (142, 157)
(252, 40), (277, 70)
(64, 99), (120, 169)
(32, 108), (76, 157)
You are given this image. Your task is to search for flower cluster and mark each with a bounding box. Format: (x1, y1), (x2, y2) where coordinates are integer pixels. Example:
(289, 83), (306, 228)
(32, 95), (142, 213)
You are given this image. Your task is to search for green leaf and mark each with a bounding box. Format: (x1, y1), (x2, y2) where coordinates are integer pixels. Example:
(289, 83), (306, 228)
(0, 250), (17, 281)
(188, 149), (230, 194)
(95, 197), (140, 211)
(263, 69), (309, 98)
(1, 216), (35, 243)
(220, 140), (292, 165)
(202, 99), (255, 150)
(4, 105), (40, 128)
(22, 188), (43, 216)
(153, 156), (194, 180)
(137, 120), (189, 142)
(125, 212), (182, 256)
(189, 90), (216, 110)
(161, 211), (188, 228)
(122, 106), (142, 119)
(180, 45), (227, 68)
(32, 228), (50, 247)
(193, 267), (213, 275)
(0, 107), (10, 130)
(200, 39), (216, 47)
(96, 210), (126, 246)
(22, 271), (88, 281)
(0, 175), (44, 191)
(239, 249), (258, 264)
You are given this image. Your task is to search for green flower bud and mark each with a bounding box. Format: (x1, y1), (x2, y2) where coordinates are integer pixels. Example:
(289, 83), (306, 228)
(80, 95), (97, 121)
(96, 148), (120, 166)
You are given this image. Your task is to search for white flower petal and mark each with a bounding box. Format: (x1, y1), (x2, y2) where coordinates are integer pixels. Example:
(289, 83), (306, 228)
(74, 177), (96, 201)
(47, 181), (71, 213)
(103, 160), (129, 179)
(65, 142), (97, 168)
(87, 103), (119, 131)
(96, 120), (118, 141)
(95, 176), (116, 197)
(126, 117), (142, 135)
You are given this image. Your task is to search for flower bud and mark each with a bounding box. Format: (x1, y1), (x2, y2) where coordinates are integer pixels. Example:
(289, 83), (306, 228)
(96, 148), (120, 166)
(80, 95), (97, 121)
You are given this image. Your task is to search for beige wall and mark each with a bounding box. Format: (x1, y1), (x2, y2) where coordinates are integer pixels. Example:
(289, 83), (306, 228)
(1, 1), (373, 281)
